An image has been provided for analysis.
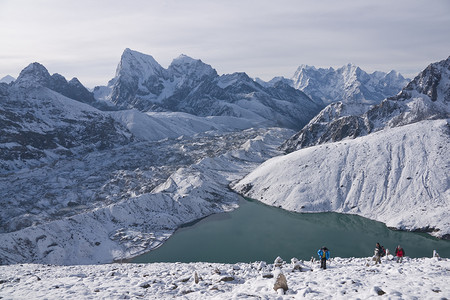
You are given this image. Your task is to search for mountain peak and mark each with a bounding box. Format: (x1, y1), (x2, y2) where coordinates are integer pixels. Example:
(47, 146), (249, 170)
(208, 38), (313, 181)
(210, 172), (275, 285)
(116, 48), (166, 80)
(168, 54), (217, 78)
(392, 56), (450, 102)
(14, 62), (51, 88)
(0, 75), (15, 84)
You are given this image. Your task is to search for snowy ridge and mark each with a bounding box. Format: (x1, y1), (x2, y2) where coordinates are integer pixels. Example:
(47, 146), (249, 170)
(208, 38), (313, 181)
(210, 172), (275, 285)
(1, 257), (449, 299)
(233, 119), (450, 239)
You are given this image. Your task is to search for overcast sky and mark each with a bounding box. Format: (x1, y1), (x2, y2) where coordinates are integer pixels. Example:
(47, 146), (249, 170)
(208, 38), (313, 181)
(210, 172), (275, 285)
(1, 0), (449, 87)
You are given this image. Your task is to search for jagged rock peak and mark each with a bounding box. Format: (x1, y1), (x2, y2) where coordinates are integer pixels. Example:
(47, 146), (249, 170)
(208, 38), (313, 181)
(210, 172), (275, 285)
(14, 62), (51, 88)
(116, 48), (166, 79)
(168, 54), (217, 78)
(393, 56), (450, 102)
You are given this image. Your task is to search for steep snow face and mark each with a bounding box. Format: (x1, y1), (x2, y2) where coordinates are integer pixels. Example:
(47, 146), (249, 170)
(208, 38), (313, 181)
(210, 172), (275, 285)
(289, 64), (408, 105)
(108, 48), (169, 109)
(115, 48), (167, 80)
(282, 56), (450, 153)
(233, 119), (450, 239)
(96, 49), (324, 130)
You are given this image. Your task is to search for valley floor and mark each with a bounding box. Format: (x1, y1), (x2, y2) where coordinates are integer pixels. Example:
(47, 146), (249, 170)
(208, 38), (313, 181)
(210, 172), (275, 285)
(0, 256), (448, 299)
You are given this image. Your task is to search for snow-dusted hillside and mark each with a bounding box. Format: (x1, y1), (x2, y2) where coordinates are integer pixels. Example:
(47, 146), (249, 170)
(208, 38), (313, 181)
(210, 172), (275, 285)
(1, 257), (449, 299)
(94, 48), (323, 130)
(233, 119), (450, 239)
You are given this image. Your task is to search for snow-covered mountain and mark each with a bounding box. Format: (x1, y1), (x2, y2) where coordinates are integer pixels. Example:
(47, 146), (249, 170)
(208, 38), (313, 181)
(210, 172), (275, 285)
(0, 75), (15, 84)
(281, 56), (450, 152)
(290, 64), (408, 105)
(0, 60), (297, 264)
(93, 49), (323, 130)
(233, 56), (450, 239)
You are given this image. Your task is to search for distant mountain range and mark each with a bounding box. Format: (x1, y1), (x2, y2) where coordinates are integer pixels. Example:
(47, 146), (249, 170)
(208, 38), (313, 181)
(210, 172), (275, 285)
(93, 48), (323, 130)
(281, 56), (450, 152)
(259, 63), (408, 105)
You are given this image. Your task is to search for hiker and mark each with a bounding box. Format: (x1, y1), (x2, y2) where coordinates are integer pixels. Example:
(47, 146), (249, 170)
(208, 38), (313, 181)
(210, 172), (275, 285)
(317, 247), (330, 269)
(395, 245), (405, 263)
(374, 242), (383, 264)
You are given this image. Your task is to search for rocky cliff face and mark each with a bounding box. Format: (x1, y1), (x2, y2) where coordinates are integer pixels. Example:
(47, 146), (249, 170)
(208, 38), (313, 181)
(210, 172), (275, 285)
(281, 56), (450, 153)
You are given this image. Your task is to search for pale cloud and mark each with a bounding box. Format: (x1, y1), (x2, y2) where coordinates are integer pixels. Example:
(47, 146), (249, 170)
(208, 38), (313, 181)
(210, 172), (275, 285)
(1, 0), (449, 87)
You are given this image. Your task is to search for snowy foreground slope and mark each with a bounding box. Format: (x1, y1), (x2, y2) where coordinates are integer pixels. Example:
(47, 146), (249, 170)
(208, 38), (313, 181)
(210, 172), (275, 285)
(233, 119), (450, 239)
(0, 257), (448, 299)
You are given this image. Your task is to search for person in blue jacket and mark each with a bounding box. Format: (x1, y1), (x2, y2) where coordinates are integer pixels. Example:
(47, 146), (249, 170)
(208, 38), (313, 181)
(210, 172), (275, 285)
(317, 246), (330, 269)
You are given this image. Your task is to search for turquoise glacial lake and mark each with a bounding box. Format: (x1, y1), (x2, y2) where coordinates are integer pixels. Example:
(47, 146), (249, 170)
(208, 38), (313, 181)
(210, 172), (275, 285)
(131, 197), (450, 263)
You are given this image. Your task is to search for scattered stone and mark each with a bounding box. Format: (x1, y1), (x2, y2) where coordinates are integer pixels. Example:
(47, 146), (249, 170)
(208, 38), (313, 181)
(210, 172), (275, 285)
(181, 289), (194, 295)
(179, 277), (190, 283)
(169, 283), (177, 290)
(274, 256), (284, 268)
(273, 272), (288, 293)
(262, 273), (274, 279)
(373, 286), (385, 295)
(219, 276), (235, 282)
(291, 257), (302, 271)
(194, 271), (199, 284)
(139, 282), (151, 289)
(94, 288), (100, 293)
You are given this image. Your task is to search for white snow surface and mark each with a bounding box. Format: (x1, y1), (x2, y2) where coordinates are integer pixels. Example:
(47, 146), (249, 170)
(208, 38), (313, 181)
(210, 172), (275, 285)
(233, 119), (450, 239)
(1, 257), (449, 299)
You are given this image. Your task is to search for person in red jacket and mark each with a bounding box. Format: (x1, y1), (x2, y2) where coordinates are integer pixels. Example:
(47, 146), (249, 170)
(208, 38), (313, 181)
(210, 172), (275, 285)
(395, 245), (405, 263)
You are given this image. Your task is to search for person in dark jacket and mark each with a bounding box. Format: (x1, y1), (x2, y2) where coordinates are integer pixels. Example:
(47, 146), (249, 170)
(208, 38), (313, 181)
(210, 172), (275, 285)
(374, 242), (383, 264)
(317, 247), (330, 269)
(395, 245), (405, 263)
